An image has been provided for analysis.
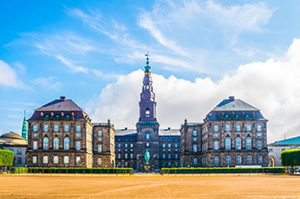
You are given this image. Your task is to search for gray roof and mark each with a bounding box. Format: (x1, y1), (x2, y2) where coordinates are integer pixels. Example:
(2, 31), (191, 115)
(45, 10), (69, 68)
(36, 97), (83, 112)
(115, 128), (180, 136)
(213, 99), (259, 111)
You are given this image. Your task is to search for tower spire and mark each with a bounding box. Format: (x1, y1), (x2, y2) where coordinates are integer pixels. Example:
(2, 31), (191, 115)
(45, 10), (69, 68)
(21, 110), (28, 140)
(145, 52), (151, 71)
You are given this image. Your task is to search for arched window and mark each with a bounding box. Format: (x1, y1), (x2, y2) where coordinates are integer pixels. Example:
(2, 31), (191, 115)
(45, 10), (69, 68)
(225, 137), (231, 150)
(214, 156), (219, 164)
(53, 156), (59, 164)
(193, 158), (198, 166)
(235, 137), (241, 150)
(64, 156), (69, 164)
(145, 108), (150, 117)
(43, 137), (49, 150)
(53, 137), (59, 150)
(76, 156), (81, 164)
(43, 156), (48, 164)
(64, 137), (70, 150)
(246, 137), (252, 150)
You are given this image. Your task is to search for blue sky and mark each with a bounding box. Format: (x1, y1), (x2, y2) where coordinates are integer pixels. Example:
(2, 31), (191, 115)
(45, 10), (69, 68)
(1, 0), (300, 142)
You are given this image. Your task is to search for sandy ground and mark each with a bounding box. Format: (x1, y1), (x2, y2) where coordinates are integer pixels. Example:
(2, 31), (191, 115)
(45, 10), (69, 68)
(0, 174), (300, 199)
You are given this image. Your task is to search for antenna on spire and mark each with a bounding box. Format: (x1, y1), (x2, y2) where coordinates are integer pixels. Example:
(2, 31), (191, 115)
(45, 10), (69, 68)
(145, 52), (151, 70)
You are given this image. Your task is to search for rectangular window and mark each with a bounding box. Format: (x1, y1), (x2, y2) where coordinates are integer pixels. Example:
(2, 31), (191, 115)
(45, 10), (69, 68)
(174, 143), (178, 148)
(130, 143), (133, 148)
(98, 130), (102, 136)
(168, 153), (171, 159)
(146, 143), (150, 147)
(193, 138), (197, 141)
(33, 133), (38, 138)
(225, 125), (230, 131)
(125, 144), (128, 148)
(76, 125), (81, 132)
(162, 143), (165, 148)
(33, 141), (37, 150)
(118, 154), (121, 159)
(32, 156), (37, 164)
(98, 158), (102, 165)
(17, 157), (22, 164)
(257, 125), (262, 131)
(125, 154), (128, 159)
(246, 125), (251, 131)
(214, 125), (218, 132)
(54, 125), (59, 132)
(76, 133), (81, 138)
(168, 143), (171, 148)
(193, 144), (197, 153)
(214, 133), (218, 137)
(17, 149), (22, 155)
(214, 141), (219, 150)
(247, 156), (252, 164)
(257, 141), (262, 150)
(98, 144), (102, 152)
(192, 130), (197, 136)
(65, 125), (69, 131)
(236, 125), (241, 131)
(258, 156), (263, 164)
(226, 156), (231, 164)
(44, 125), (48, 131)
(146, 133), (150, 139)
(214, 156), (219, 164)
(175, 154), (178, 159)
(33, 125), (38, 132)
(118, 143), (121, 148)
(162, 154), (166, 159)
(236, 156), (242, 164)
(76, 142), (81, 150)
(76, 157), (81, 164)
(257, 133), (262, 137)
(130, 154), (133, 159)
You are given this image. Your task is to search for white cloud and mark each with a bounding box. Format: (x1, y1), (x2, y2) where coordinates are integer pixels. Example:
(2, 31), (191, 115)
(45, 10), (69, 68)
(0, 60), (26, 88)
(32, 76), (62, 89)
(56, 54), (88, 73)
(86, 39), (300, 143)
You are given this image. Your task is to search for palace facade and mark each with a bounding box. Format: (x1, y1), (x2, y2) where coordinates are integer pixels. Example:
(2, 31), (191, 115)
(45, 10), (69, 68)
(26, 56), (268, 169)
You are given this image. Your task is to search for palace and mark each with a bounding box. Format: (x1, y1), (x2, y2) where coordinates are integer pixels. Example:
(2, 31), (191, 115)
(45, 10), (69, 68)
(26, 55), (268, 170)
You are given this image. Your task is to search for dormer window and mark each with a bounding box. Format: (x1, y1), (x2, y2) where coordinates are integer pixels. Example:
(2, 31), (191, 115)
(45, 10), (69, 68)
(145, 108), (150, 117)
(66, 114), (70, 118)
(235, 114), (239, 118)
(45, 114), (49, 118)
(225, 114), (229, 118)
(56, 114), (60, 118)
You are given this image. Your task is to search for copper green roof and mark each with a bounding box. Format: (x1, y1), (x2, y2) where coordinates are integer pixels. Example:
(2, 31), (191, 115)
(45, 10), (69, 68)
(269, 136), (300, 146)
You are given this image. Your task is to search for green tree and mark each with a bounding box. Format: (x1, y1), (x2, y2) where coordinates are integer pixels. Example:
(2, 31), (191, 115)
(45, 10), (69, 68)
(281, 148), (300, 166)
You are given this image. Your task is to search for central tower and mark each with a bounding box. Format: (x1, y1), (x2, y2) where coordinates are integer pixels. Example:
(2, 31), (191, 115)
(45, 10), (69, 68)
(136, 53), (160, 171)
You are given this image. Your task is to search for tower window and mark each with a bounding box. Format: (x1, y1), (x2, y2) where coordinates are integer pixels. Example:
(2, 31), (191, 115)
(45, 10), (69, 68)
(145, 108), (150, 117)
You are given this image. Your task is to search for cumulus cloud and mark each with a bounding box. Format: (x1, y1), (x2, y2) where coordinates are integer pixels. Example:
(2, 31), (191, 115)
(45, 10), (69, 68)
(86, 39), (300, 143)
(0, 60), (26, 88)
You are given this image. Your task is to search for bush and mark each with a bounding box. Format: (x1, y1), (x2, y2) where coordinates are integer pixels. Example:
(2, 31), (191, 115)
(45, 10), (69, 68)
(161, 167), (285, 174)
(281, 148), (300, 166)
(0, 149), (14, 167)
(11, 167), (28, 174)
(25, 167), (133, 174)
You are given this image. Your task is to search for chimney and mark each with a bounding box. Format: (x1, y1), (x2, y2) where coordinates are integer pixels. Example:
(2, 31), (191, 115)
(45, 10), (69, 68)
(229, 96), (235, 102)
(125, 127), (128, 130)
(60, 96), (66, 101)
(168, 127), (171, 130)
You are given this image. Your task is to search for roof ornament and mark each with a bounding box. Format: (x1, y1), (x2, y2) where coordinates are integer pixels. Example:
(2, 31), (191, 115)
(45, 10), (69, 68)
(145, 52), (151, 70)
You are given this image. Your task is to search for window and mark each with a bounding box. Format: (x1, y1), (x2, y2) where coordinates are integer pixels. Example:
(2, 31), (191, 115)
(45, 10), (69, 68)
(175, 153), (178, 159)
(130, 144), (133, 148)
(225, 125), (230, 131)
(76, 142), (81, 150)
(66, 114), (70, 118)
(53, 156), (59, 164)
(246, 137), (252, 150)
(235, 137), (241, 150)
(33, 141), (38, 150)
(118, 154), (121, 159)
(54, 125), (59, 132)
(193, 138), (197, 141)
(146, 143), (150, 147)
(65, 125), (69, 132)
(17, 157), (22, 164)
(269, 148), (273, 152)
(257, 125), (262, 131)
(53, 137), (59, 150)
(258, 156), (263, 164)
(98, 144), (102, 152)
(76, 157), (81, 164)
(192, 130), (197, 136)
(214, 133), (218, 137)
(214, 125), (218, 132)
(130, 154), (133, 159)
(33, 133), (38, 138)
(76, 133), (81, 138)
(168, 153), (171, 159)
(225, 114), (229, 118)
(214, 141), (219, 150)
(168, 162), (171, 167)
(193, 144), (197, 153)
(33, 125), (38, 131)
(98, 130), (102, 136)
(174, 143), (178, 148)
(168, 143), (171, 148)
(146, 133), (150, 139)
(236, 156), (242, 164)
(162, 154), (166, 159)
(76, 125), (81, 132)
(125, 144), (128, 148)
(43, 156), (48, 164)
(257, 133), (262, 137)
(118, 144), (121, 148)
(175, 162), (178, 167)
(226, 156), (231, 164)
(257, 141), (262, 150)
(64, 156), (69, 164)
(44, 125), (48, 131)
(32, 156), (37, 164)
(236, 125), (241, 131)
(246, 125), (251, 131)
(98, 138), (102, 141)
(246, 156), (252, 164)
(43, 137), (49, 150)
(162, 143), (165, 148)
(214, 156), (219, 164)
(17, 149), (22, 155)
(193, 158), (198, 165)
(224, 137), (231, 150)
(64, 137), (70, 150)
(235, 114), (239, 118)
(125, 154), (128, 159)
(98, 158), (102, 165)
(145, 109), (150, 117)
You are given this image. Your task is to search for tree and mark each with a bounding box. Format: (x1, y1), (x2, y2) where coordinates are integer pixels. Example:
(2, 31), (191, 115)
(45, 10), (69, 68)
(280, 148), (300, 166)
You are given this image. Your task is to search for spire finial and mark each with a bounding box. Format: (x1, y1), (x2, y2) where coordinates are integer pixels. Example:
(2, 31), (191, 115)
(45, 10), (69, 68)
(145, 52), (151, 70)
